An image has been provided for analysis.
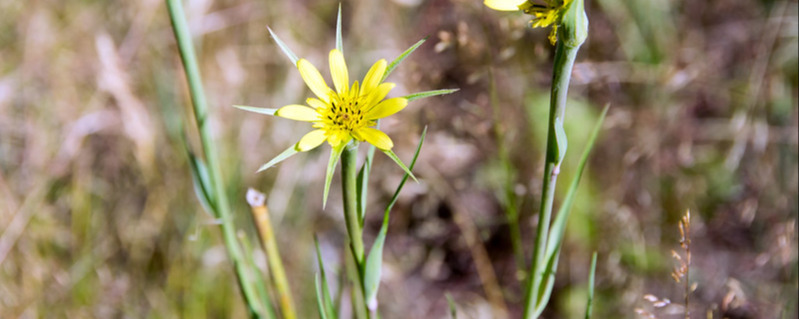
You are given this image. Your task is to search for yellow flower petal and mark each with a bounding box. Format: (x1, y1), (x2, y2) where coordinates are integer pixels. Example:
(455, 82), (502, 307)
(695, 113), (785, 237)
(362, 82), (395, 107)
(361, 59), (387, 93)
(275, 104), (319, 121)
(296, 129), (327, 151)
(326, 130), (350, 148)
(355, 127), (393, 150)
(484, 0), (527, 11)
(298, 59), (332, 102)
(329, 49), (349, 94)
(364, 97), (407, 120)
(306, 98), (328, 110)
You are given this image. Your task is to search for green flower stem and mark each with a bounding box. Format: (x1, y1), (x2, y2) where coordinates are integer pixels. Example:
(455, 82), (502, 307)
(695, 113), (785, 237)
(342, 142), (365, 265)
(522, 39), (582, 319)
(166, 0), (268, 316)
(341, 142), (371, 318)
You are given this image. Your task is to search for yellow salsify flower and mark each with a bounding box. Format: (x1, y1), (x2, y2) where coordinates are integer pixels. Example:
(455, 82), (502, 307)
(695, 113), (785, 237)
(276, 49), (405, 152)
(484, 0), (573, 45)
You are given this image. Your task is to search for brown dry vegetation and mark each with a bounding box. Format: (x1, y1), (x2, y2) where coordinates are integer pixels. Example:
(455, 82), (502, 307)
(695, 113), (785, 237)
(0, 0), (796, 318)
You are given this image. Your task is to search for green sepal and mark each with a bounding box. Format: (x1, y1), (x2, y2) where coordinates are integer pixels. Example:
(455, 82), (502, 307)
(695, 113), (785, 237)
(382, 37), (428, 81)
(233, 105), (278, 116)
(256, 143), (300, 173)
(402, 88), (459, 102)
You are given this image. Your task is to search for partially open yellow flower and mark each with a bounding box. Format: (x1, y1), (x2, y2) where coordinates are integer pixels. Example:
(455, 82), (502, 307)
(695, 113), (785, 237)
(484, 0), (573, 45)
(275, 49), (406, 152)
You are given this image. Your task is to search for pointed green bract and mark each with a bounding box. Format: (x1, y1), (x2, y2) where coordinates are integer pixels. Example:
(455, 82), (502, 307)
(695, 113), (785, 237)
(233, 105), (279, 116)
(267, 26), (299, 65)
(336, 4), (343, 53)
(382, 149), (417, 183)
(382, 37), (428, 81)
(256, 143), (300, 173)
(314, 236), (337, 319)
(323, 142), (346, 208)
(402, 88), (460, 102)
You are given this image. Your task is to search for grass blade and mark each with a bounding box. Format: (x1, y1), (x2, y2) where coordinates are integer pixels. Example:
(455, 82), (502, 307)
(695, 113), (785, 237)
(267, 26), (299, 65)
(256, 143), (300, 173)
(402, 88), (459, 102)
(382, 37), (427, 81)
(314, 236), (337, 319)
(233, 105), (278, 116)
(585, 252), (597, 319)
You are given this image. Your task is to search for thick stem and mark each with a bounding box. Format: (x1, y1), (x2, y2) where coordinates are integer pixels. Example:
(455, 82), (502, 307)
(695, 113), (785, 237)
(341, 142), (369, 318)
(522, 40), (581, 319)
(167, 1), (268, 316)
(342, 142), (365, 264)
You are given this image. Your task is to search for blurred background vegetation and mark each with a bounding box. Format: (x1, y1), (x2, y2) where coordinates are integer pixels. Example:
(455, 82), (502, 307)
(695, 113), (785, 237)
(0, 0), (796, 318)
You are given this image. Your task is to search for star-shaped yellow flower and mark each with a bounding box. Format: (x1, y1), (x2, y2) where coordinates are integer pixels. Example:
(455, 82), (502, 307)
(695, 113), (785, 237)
(276, 49), (405, 152)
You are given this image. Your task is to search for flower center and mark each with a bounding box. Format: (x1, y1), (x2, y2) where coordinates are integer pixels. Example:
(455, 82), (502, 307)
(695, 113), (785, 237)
(323, 92), (369, 133)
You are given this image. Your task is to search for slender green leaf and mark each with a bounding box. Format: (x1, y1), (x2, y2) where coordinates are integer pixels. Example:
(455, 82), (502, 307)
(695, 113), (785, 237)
(362, 127), (427, 312)
(446, 293), (458, 319)
(382, 149), (417, 183)
(532, 104), (609, 316)
(267, 26), (299, 65)
(382, 37), (427, 81)
(256, 143), (300, 173)
(585, 252), (597, 319)
(237, 231), (276, 319)
(315, 274), (329, 319)
(335, 4), (343, 53)
(233, 105), (278, 116)
(545, 104), (608, 260)
(385, 127), (426, 212)
(314, 236), (337, 319)
(402, 89), (459, 102)
(323, 143), (346, 209)
(363, 209), (388, 312)
(187, 151), (216, 215)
